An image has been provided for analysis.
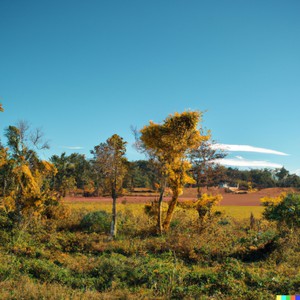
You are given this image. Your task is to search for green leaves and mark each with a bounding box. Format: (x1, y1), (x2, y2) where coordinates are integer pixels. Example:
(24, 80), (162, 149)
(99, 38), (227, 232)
(91, 134), (127, 192)
(263, 193), (300, 229)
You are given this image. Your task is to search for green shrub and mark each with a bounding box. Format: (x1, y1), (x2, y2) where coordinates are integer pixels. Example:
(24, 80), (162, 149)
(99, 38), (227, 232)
(0, 209), (13, 230)
(56, 232), (93, 253)
(20, 259), (64, 282)
(262, 193), (300, 229)
(79, 211), (110, 233)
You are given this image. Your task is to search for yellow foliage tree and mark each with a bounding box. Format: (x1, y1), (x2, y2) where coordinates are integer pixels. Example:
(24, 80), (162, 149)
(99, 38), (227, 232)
(140, 111), (209, 232)
(194, 193), (222, 226)
(1, 124), (57, 223)
(6, 161), (57, 218)
(0, 148), (8, 168)
(260, 192), (286, 206)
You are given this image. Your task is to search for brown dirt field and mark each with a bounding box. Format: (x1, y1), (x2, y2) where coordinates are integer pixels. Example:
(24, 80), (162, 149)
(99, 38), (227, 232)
(63, 187), (299, 206)
(182, 187), (299, 206)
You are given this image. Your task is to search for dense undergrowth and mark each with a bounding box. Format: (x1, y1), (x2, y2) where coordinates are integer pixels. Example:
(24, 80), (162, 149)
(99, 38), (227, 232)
(0, 203), (299, 299)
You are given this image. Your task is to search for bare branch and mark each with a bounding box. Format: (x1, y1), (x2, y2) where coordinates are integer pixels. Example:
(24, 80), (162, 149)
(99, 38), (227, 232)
(16, 120), (30, 144)
(29, 127), (49, 149)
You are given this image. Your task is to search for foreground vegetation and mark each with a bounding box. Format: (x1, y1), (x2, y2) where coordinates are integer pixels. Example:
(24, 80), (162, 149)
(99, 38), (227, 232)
(1, 107), (299, 298)
(0, 200), (299, 299)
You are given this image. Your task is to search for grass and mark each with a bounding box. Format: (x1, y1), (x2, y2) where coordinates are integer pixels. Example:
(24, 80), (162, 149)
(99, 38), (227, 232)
(0, 198), (299, 299)
(216, 206), (264, 219)
(65, 200), (264, 220)
(65, 201), (146, 216)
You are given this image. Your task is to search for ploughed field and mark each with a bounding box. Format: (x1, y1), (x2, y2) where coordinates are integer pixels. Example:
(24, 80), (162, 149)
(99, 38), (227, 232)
(64, 187), (298, 206)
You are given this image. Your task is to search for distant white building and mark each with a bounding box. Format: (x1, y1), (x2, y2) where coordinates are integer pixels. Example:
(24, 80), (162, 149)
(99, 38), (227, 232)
(219, 182), (229, 188)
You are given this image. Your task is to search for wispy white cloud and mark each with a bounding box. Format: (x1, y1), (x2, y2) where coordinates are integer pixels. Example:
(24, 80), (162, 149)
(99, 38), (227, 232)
(235, 156), (244, 160)
(61, 146), (84, 150)
(212, 144), (288, 156)
(216, 158), (282, 168)
(292, 169), (300, 176)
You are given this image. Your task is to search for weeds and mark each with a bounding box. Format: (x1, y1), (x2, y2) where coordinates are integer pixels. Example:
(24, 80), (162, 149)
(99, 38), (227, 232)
(0, 201), (298, 299)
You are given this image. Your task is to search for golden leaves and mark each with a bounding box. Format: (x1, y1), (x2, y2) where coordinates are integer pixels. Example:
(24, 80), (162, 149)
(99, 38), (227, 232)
(3, 157), (58, 216)
(140, 111), (209, 185)
(260, 192), (286, 206)
(140, 111), (206, 159)
(13, 164), (40, 196)
(40, 160), (57, 174)
(140, 111), (210, 230)
(196, 193), (222, 207)
(0, 148), (8, 167)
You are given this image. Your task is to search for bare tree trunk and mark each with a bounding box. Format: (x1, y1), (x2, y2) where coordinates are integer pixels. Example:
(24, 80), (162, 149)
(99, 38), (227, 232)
(15, 193), (23, 225)
(196, 172), (202, 199)
(157, 188), (164, 234)
(3, 178), (7, 197)
(111, 187), (117, 238)
(197, 183), (201, 199)
(162, 189), (179, 231)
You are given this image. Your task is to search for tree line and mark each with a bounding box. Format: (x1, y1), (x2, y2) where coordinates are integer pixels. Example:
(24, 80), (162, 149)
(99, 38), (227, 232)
(1, 105), (299, 236)
(9, 151), (297, 199)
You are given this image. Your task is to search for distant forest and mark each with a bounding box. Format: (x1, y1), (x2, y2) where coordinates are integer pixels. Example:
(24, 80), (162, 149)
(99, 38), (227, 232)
(26, 153), (300, 197)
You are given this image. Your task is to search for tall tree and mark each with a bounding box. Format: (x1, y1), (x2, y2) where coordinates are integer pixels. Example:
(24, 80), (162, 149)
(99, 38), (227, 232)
(50, 153), (77, 197)
(123, 160), (157, 190)
(91, 134), (127, 238)
(139, 111), (208, 232)
(189, 136), (227, 198)
(50, 153), (92, 197)
(276, 167), (289, 181)
(1, 122), (56, 223)
(275, 167), (290, 187)
(133, 127), (167, 234)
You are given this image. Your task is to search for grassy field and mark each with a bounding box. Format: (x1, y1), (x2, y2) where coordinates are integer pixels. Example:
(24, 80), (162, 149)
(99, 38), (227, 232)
(0, 198), (298, 299)
(217, 206), (264, 219)
(66, 200), (264, 220)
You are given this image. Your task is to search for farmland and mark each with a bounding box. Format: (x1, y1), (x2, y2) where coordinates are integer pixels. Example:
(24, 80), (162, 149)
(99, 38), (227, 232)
(64, 187), (298, 206)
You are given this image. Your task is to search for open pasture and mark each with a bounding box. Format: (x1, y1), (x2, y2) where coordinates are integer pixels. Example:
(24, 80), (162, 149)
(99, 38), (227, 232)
(65, 200), (264, 220)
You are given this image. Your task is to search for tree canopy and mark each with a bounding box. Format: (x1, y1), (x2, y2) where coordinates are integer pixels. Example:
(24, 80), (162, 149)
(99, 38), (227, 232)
(139, 111), (209, 231)
(0, 123), (57, 223)
(91, 134), (127, 237)
(189, 135), (227, 197)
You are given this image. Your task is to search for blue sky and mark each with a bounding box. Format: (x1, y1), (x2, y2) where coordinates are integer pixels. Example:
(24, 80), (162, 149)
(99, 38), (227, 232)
(1, 0), (300, 174)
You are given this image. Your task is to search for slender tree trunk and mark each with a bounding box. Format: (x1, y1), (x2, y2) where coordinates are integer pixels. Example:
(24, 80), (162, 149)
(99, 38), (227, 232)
(197, 182), (201, 199)
(196, 172), (202, 199)
(162, 188), (179, 231)
(3, 178), (7, 197)
(95, 174), (100, 196)
(111, 186), (117, 238)
(157, 176), (167, 234)
(157, 187), (164, 234)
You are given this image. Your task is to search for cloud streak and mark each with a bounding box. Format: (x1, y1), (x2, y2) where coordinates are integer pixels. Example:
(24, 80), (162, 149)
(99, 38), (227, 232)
(216, 158), (282, 168)
(211, 144), (288, 156)
(61, 146), (84, 150)
(292, 169), (300, 176)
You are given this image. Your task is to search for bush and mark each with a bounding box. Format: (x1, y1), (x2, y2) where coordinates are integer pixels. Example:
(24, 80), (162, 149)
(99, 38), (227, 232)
(262, 193), (300, 229)
(79, 211), (110, 233)
(0, 209), (13, 230)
